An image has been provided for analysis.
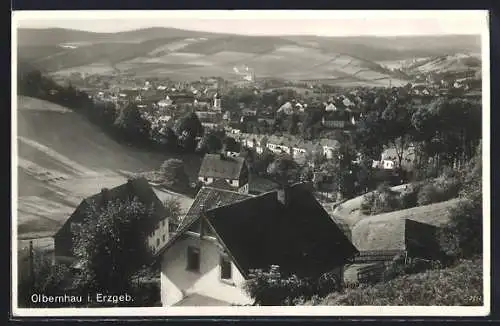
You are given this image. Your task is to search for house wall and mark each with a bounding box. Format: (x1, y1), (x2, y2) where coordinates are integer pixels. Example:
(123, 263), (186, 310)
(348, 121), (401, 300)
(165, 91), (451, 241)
(160, 235), (253, 306)
(324, 147), (335, 159)
(238, 183), (249, 194)
(148, 218), (170, 255)
(198, 176), (214, 184)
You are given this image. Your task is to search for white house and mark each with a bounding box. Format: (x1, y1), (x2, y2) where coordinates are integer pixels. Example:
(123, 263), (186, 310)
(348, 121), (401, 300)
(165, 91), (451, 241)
(155, 183), (359, 306)
(319, 139), (341, 159)
(155, 186), (254, 306)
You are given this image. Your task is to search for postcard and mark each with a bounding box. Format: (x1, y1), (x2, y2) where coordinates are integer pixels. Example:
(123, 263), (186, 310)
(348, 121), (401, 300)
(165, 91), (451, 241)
(11, 9), (490, 317)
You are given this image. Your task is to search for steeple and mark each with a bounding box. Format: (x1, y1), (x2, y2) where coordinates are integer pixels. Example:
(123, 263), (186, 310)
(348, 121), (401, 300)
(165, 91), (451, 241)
(213, 89), (222, 111)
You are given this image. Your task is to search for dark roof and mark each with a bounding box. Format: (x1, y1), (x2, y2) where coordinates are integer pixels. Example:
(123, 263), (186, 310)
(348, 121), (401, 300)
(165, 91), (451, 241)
(209, 179), (239, 191)
(56, 177), (167, 237)
(177, 186), (252, 231)
(198, 154), (246, 180)
(204, 183), (359, 278)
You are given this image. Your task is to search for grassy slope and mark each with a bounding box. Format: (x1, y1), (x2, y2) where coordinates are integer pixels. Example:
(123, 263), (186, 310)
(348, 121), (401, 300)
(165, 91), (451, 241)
(308, 258), (483, 306)
(331, 184), (409, 228)
(16, 96), (195, 238)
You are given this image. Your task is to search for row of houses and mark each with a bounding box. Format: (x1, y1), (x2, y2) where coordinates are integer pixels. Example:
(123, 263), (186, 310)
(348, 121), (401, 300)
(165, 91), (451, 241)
(231, 133), (341, 161)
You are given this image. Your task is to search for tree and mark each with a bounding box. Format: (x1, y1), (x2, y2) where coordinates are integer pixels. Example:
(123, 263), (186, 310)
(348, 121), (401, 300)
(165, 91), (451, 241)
(114, 103), (151, 141)
(72, 197), (155, 295)
(440, 144), (482, 258)
(267, 153), (300, 185)
(252, 149), (275, 176)
(160, 158), (190, 191)
(159, 127), (179, 150)
(163, 198), (182, 228)
(223, 136), (241, 153)
(196, 132), (223, 154)
(319, 139), (358, 200)
(287, 113), (300, 135)
(380, 100), (414, 172)
(175, 112), (204, 152)
(352, 110), (385, 160)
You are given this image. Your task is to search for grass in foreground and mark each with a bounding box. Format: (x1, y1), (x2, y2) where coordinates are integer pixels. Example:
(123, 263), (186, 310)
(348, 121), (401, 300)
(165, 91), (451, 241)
(307, 258), (483, 306)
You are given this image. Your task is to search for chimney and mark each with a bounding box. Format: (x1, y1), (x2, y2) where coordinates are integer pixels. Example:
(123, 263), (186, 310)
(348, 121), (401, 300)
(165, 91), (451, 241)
(277, 183), (291, 207)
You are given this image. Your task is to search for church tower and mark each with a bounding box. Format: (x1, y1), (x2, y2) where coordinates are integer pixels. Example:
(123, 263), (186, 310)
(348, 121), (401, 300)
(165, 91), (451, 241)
(213, 91), (222, 111)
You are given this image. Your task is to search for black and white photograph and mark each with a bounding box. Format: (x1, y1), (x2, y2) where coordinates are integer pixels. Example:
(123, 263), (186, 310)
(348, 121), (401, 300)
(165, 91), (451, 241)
(11, 10), (490, 317)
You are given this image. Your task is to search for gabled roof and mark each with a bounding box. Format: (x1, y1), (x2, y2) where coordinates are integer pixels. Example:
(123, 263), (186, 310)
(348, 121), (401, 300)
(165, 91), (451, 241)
(209, 179), (239, 191)
(198, 154), (247, 180)
(351, 199), (460, 252)
(204, 183), (359, 278)
(55, 177), (167, 238)
(177, 186), (252, 231)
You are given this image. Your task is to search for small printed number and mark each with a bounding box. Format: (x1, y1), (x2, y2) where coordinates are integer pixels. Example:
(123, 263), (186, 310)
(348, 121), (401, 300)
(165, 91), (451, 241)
(467, 296), (482, 303)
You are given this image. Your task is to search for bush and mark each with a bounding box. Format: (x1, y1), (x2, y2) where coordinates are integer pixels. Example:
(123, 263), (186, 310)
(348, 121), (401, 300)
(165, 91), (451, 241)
(243, 265), (340, 306)
(18, 249), (72, 308)
(361, 183), (403, 215)
(312, 258), (483, 306)
(416, 183), (442, 206)
(399, 182), (423, 209)
(383, 256), (443, 282)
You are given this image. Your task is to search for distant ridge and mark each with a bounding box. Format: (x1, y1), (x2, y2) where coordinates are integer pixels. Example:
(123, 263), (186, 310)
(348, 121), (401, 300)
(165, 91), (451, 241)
(16, 27), (481, 83)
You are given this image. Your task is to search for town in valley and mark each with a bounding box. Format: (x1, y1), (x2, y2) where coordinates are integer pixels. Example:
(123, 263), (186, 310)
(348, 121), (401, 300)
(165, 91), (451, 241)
(15, 13), (485, 310)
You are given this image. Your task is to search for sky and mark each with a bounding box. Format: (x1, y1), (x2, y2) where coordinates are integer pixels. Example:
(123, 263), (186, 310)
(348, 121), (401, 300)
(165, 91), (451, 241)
(13, 10), (487, 37)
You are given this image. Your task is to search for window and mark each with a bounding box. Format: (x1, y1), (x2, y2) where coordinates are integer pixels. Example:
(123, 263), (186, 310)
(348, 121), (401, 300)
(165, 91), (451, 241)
(187, 246), (200, 272)
(162, 234), (166, 242)
(220, 254), (232, 280)
(156, 238), (160, 246)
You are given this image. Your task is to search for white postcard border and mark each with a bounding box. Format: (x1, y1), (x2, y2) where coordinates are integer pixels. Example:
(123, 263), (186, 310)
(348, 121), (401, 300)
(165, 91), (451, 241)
(11, 10), (491, 317)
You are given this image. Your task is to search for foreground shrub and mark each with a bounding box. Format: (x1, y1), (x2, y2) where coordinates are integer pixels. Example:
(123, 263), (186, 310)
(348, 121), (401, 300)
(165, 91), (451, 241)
(382, 256), (443, 282)
(243, 265), (340, 306)
(417, 183), (442, 206)
(361, 183), (402, 215)
(311, 258), (483, 306)
(440, 144), (482, 259)
(18, 249), (72, 308)
(399, 182), (423, 209)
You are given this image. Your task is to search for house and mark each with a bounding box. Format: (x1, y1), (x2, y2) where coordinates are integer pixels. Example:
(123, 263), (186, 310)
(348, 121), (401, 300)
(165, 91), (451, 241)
(345, 197), (460, 286)
(351, 199), (460, 259)
(155, 183), (359, 306)
(277, 102), (296, 115)
(53, 178), (172, 264)
(319, 138), (341, 159)
(158, 96), (173, 108)
(238, 133), (268, 154)
(322, 110), (349, 129)
(242, 108), (258, 116)
(198, 153), (249, 194)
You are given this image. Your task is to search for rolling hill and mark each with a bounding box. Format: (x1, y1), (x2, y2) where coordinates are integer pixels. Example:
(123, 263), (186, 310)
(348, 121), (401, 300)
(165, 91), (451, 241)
(16, 96), (195, 239)
(406, 53), (482, 74)
(17, 27), (481, 86)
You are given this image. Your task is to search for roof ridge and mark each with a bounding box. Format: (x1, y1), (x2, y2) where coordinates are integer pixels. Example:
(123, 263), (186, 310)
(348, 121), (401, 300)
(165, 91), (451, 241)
(202, 186), (253, 196)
